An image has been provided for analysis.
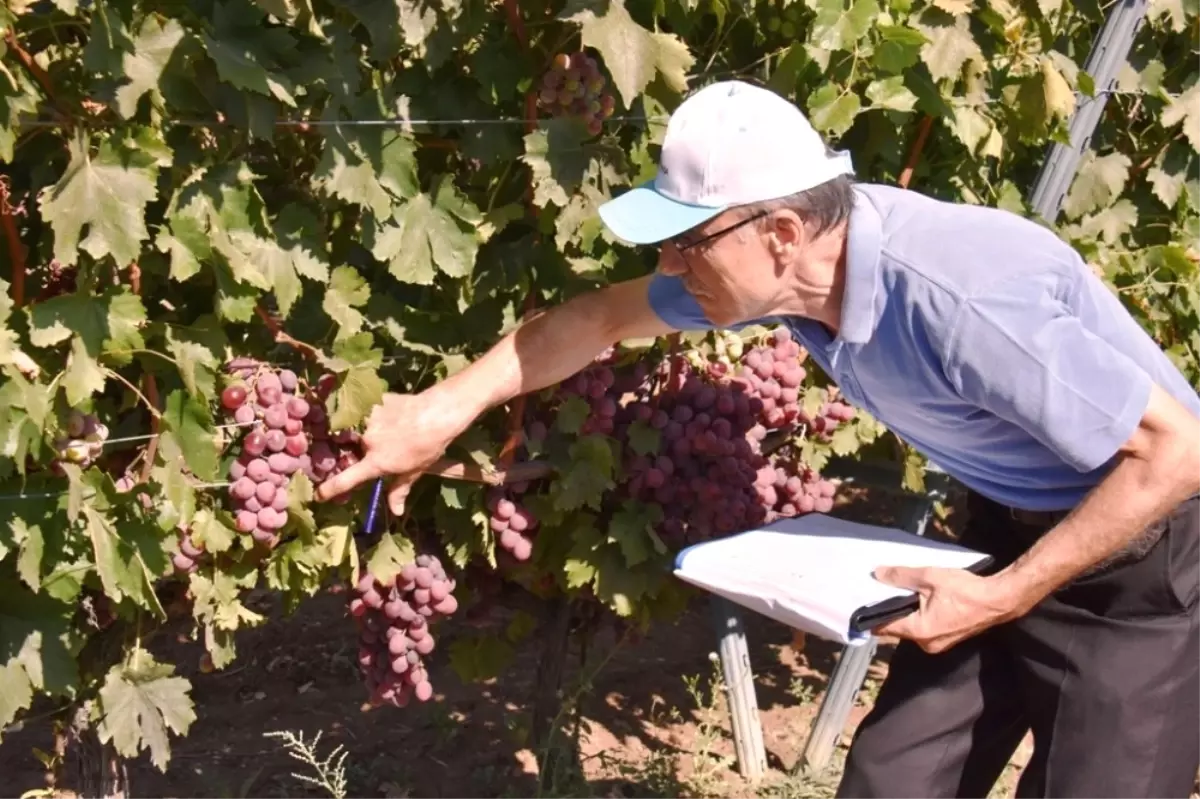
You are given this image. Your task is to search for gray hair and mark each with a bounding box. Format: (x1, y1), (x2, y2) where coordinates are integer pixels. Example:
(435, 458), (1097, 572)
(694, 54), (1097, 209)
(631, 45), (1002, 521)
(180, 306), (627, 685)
(737, 170), (857, 238)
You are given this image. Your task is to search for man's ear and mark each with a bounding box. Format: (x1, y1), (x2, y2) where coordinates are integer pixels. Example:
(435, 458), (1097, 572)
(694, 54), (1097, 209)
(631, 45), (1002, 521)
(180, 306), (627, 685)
(767, 209), (805, 260)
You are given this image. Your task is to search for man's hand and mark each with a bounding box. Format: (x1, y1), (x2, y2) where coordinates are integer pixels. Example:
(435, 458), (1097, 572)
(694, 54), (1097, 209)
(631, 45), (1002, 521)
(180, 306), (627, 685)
(314, 391), (466, 514)
(871, 566), (1024, 653)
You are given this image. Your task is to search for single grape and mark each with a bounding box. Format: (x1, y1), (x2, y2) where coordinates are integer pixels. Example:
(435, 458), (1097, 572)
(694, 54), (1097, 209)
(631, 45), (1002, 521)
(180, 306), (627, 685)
(264, 405), (288, 429)
(286, 397), (310, 420)
(243, 496), (263, 513)
(231, 477), (256, 501)
(222, 384), (247, 410)
(264, 429), (286, 453)
(236, 510), (258, 532)
(285, 434), (308, 456)
(284, 418), (303, 436)
(251, 527), (274, 544)
(279, 369), (298, 392)
(172, 552), (195, 572)
(414, 681), (433, 702)
(244, 431), (267, 457)
(268, 453), (298, 474)
(255, 480), (276, 505)
(271, 487), (289, 512)
(234, 404), (256, 425)
(247, 458), (270, 482)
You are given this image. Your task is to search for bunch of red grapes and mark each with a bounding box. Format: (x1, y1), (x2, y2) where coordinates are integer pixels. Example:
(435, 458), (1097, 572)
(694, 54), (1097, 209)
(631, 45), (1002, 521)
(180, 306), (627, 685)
(486, 483), (539, 562)
(349, 555), (459, 708)
(217, 361), (363, 549)
(538, 51), (616, 135)
(514, 328), (857, 551)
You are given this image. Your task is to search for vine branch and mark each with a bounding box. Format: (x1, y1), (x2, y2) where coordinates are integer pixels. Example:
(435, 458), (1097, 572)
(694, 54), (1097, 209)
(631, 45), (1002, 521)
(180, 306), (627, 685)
(898, 115), (935, 190)
(0, 177), (26, 309)
(255, 304), (322, 362)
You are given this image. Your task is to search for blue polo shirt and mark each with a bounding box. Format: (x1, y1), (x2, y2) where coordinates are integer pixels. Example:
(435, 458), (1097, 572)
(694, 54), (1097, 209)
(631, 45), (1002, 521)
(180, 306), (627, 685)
(646, 183), (1200, 511)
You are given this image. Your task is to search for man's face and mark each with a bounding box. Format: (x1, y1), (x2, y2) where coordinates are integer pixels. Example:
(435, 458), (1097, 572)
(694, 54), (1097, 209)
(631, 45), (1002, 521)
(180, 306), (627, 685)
(657, 209), (783, 327)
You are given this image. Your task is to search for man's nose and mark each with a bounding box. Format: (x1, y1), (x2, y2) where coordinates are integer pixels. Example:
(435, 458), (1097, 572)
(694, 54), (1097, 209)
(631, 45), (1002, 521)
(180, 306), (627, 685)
(657, 243), (687, 277)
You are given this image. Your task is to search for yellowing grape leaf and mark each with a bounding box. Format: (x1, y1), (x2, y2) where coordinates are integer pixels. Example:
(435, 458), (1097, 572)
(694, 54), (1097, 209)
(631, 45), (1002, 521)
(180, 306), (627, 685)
(115, 16), (186, 118)
(366, 533), (416, 586)
(951, 106), (991, 152)
(322, 266), (370, 339)
(37, 135), (159, 267)
(1062, 152), (1131, 220)
(1161, 84), (1200, 151)
(1079, 198), (1138, 244)
(97, 652), (196, 772)
(932, 0), (973, 14)
(561, 0), (694, 108)
(913, 10), (983, 82)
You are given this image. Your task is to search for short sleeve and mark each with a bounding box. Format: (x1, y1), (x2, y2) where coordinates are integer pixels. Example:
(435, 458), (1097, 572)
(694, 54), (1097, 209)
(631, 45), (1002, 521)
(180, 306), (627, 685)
(647, 274), (778, 333)
(944, 280), (1153, 474)
(647, 274), (717, 331)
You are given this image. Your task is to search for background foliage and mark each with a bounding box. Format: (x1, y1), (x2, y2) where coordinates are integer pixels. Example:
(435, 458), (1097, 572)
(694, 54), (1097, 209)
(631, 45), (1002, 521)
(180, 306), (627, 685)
(0, 0), (1196, 780)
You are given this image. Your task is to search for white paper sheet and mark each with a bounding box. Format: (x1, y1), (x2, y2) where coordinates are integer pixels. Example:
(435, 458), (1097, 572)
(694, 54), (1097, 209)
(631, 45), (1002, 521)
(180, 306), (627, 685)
(673, 513), (992, 645)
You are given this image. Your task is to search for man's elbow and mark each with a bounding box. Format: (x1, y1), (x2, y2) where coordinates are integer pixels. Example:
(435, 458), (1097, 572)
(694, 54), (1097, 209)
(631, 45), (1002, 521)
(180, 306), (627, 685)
(1123, 383), (1200, 496)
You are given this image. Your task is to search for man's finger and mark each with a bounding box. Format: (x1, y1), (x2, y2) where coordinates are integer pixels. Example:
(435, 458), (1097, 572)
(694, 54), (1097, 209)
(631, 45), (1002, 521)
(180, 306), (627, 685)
(315, 456), (382, 502)
(873, 564), (930, 591)
(387, 473), (418, 515)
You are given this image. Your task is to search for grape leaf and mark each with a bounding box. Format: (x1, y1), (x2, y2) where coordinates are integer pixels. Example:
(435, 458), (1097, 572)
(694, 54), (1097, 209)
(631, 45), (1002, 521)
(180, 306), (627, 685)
(865, 76), (918, 112)
(913, 10), (982, 82)
(37, 135), (159, 267)
(312, 126), (419, 217)
(189, 570), (265, 633)
(561, 0), (694, 108)
(97, 652), (196, 772)
(829, 425), (861, 457)
(951, 106), (992, 152)
(323, 266), (371, 339)
(1146, 145), (1193, 209)
(554, 436), (616, 512)
(807, 83), (861, 137)
(810, 0), (878, 52)
(1079, 198), (1138, 244)
(591, 545), (655, 617)
(1062, 152), (1131, 220)
(625, 420), (661, 457)
(0, 578), (77, 732)
(370, 191), (480, 283)
(164, 323), (222, 402)
(188, 508), (236, 555)
(555, 396), (592, 436)
(161, 389), (219, 482)
(932, 0), (973, 12)
(448, 635), (515, 684)
(608, 501), (663, 568)
(1161, 84), (1200, 151)
(80, 502), (166, 617)
(115, 16), (186, 118)
(366, 533), (416, 585)
(328, 365), (385, 430)
(201, 31), (296, 106)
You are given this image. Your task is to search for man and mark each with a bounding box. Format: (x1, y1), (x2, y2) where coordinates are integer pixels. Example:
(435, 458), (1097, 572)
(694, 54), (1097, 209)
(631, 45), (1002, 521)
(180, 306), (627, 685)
(318, 81), (1200, 797)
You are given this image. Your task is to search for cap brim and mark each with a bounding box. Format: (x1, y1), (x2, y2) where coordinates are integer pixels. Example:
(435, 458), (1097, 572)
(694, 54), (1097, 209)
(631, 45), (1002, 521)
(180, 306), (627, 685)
(598, 181), (726, 245)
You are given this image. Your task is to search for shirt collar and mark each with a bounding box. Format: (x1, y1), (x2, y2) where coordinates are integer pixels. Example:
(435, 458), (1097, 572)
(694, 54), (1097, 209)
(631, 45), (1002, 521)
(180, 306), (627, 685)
(835, 186), (884, 347)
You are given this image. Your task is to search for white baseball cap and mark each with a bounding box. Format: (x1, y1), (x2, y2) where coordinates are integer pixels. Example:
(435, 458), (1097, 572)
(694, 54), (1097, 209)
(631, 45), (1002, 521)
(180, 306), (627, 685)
(598, 80), (855, 244)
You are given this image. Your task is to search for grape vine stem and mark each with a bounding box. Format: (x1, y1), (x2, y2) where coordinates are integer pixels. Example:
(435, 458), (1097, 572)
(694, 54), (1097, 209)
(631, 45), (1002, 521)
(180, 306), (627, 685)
(0, 176), (25, 309)
(104, 368), (163, 420)
(254, 304), (322, 362)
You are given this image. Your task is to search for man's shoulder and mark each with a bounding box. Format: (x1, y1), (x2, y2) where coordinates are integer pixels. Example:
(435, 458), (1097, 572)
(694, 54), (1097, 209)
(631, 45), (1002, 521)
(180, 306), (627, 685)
(854, 183), (1081, 299)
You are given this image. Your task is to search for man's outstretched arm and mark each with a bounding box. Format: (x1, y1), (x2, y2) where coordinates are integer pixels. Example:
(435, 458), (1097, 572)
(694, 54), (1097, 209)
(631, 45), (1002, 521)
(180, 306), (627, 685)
(315, 275), (675, 508)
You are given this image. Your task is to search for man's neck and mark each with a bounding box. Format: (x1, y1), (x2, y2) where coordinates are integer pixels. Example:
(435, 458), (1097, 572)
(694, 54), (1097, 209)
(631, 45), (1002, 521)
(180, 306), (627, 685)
(770, 221), (849, 333)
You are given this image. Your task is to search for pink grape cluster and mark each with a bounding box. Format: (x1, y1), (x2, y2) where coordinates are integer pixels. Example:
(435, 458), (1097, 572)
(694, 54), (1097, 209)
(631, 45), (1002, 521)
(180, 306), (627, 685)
(538, 51), (616, 135)
(486, 484), (539, 562)
(217, 362), (362, 548)
(756, 459), (837, 521)
(172, 527), (206, 575)
(732, 329), (855, 437)
(349, 555), (459, 708)
(520, 328), (853, 550)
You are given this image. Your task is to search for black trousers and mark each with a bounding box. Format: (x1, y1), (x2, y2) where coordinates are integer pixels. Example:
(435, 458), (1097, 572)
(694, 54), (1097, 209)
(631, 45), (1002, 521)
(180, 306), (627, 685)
(837, 491), (1200, 798)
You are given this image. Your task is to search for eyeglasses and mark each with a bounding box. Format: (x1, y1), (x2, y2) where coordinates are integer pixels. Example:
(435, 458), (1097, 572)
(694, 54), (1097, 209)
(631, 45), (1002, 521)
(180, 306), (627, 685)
(673, 210), (769, 253)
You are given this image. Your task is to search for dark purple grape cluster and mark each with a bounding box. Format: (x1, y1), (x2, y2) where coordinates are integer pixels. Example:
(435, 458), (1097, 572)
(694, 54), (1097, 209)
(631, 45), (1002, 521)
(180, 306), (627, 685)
(349, 555), (458, 708)
(218, 361), (364, 548)
(538, 51), (616, 135)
